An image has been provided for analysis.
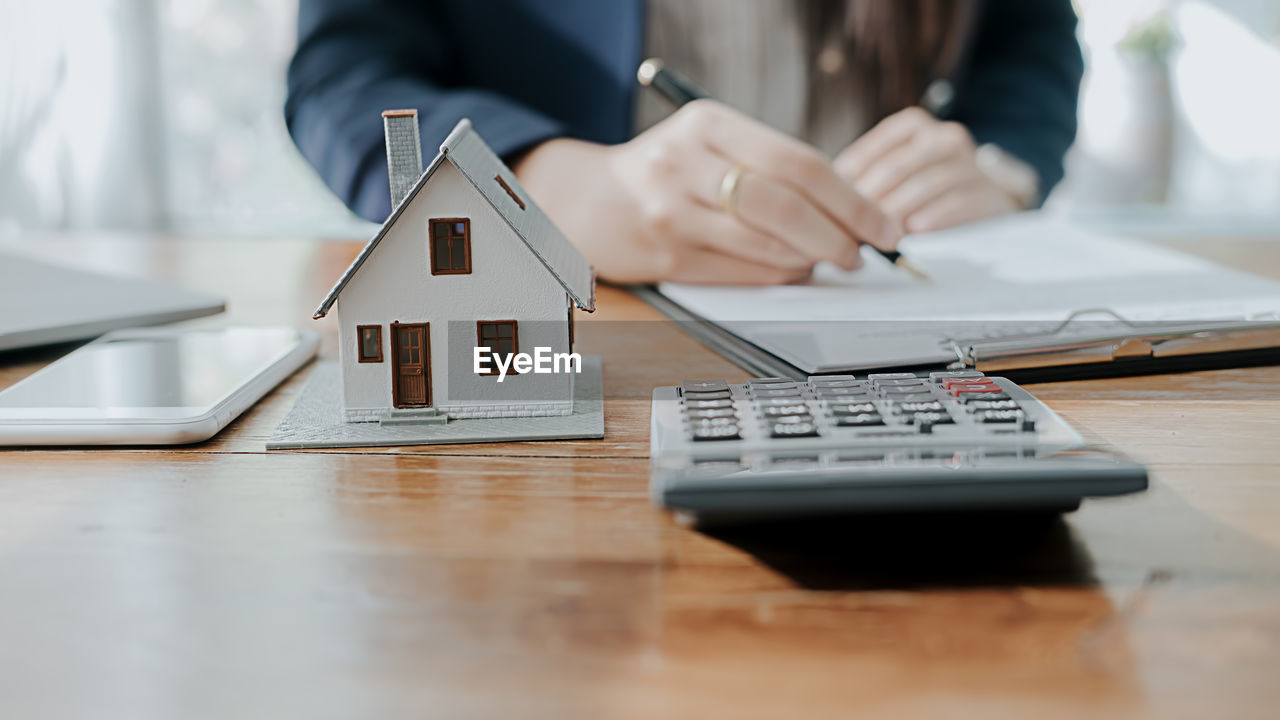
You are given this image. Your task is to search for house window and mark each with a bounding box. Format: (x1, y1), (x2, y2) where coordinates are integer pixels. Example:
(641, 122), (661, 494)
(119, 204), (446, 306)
(356, 325), (383, 363)
(494, 174), (526, 210)
(430, 218), (471, 275)
(477, 320), (518, 376)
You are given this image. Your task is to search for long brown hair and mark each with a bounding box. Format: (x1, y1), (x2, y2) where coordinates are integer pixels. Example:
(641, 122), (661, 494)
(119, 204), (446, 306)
(813, 0), (980, 118)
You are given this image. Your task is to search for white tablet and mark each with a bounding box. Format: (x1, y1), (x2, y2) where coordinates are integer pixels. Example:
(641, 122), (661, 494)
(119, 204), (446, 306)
(0, 326), (318, 445)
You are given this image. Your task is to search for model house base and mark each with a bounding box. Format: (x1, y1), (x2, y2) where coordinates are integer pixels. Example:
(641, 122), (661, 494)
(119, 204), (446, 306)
(266, 359), (604, 450)
(341, 398), (575, 424)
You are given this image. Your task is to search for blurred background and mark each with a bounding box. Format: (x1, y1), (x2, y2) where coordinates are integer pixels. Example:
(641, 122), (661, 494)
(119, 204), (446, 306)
(1, 0), (1277, 237)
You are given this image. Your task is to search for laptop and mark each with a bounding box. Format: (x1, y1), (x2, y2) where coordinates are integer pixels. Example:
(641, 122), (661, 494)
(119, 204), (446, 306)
(0, 251), (225, 352)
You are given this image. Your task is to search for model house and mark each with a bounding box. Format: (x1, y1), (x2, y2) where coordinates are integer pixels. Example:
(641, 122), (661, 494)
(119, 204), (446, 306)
(313, 112), (595, 423)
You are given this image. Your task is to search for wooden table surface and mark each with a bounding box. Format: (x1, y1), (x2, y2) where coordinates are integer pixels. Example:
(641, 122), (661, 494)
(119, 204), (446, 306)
(2, 233), (1279, 719)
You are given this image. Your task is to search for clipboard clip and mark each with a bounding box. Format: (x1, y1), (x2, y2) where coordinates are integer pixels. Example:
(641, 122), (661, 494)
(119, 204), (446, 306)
(943, 308), (1280, 372)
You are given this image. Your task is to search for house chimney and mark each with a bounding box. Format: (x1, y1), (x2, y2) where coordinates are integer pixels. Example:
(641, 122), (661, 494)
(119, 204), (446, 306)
(382, 109), (423, 210)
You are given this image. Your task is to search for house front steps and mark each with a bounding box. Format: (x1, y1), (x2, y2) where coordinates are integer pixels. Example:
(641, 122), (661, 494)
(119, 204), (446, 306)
(379, 408), (449, 426)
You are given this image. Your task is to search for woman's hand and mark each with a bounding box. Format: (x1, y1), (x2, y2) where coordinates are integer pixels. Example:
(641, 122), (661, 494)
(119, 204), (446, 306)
(514, 100), (901, 285)
(834, 107), (1031, 234)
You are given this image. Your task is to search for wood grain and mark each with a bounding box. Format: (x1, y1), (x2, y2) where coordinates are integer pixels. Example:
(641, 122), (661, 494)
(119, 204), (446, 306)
(1, 232), (1279, 719)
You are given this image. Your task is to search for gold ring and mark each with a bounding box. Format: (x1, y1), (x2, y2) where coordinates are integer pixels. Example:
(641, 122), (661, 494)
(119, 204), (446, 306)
(719, 164), (747, 216)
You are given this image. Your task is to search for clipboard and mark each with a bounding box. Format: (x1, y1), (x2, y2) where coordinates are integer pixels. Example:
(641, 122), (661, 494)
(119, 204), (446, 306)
(635, 216), (1280, 382)
(634, 286), (1280, 382)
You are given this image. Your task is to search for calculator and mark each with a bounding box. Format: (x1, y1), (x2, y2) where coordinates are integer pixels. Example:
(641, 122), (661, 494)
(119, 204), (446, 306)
(650, 371), (1147, 524)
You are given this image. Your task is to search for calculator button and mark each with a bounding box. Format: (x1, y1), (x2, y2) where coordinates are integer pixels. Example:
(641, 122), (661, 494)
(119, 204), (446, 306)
(757, 396), (809, 408)
(687, 407), (736, 420)
(966, 399), (1019, 411)
(828, 402), (879, 416)
(881, 384), (933, 395)
(766, 455), (822, 469)
(814, 385), (871, 396)
(949, 385), (1003, 396)
(689, 416), (737, 428)
(975, 409), (1022, 423)
(824, 397), (876, 407)
(941, 377), (998, 389)
(749, 377), (794, 385)
(897, 401), (944, 413)
(886, 392), (938, 404)
(754, 387), (803, 398)
(750, 381), (798, 389)
(686, 398), (733, 409)
(819, 395), (876, 407)
(834, 413), (884, 427)
(808, 376), (860, 386)
(929, 371), (985, 381)
(689, 460), (748, 477)
(692, 424), (742, 441)
(868, 373), (918, 381)
(946, 380), (999, 390)
(682, 389), (731, 401)
(908, 412), (954, 425)
(808, 375), (856, 385)
(770, 421), (820, 438)
(761, 404), (810, 418)
(959, 392), (1011, 403)
(682, 380), (729, 393)
(875, 378), (927, 387)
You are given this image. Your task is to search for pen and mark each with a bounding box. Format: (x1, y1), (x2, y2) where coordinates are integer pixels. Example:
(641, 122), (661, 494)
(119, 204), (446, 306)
(637, 58), (930, 282)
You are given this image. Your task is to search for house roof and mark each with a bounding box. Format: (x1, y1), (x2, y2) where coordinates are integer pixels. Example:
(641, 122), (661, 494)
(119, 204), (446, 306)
(313, 119), (596, 319)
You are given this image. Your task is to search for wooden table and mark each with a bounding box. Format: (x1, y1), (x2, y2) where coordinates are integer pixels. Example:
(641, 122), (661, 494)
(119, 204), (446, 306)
(2, 233), (1279, 719)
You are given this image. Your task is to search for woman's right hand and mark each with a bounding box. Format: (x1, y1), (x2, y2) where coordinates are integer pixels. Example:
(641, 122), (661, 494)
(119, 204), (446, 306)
(514, 100), (902, 285)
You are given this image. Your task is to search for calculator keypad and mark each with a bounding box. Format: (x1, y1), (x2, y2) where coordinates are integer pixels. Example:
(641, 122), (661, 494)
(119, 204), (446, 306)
(678, 372), (1032, 442)
(654, 370), (1145, 519)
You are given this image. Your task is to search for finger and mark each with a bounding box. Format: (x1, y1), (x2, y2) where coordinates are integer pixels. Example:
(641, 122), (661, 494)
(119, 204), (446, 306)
(833, 106), (933, 180)
(667, 244), (816, 286)
(719, 139), (901, 253)
(684, 203), (816, 271)
(730, 170), (865, 270)
(854, 124), (973, 201)
(676, 150), (853, 270)
(905, 189), (1018, 234)
(620, 137), (811, 272)
(683, 101), (901, 251)
(879, 163), (973, 220)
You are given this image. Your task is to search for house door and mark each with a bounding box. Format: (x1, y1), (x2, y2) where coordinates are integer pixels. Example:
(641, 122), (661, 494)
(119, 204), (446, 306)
(391, 322), (430, 408)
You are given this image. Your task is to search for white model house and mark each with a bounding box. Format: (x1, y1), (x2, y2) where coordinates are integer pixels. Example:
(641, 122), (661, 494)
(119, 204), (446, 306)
(313, 112), (595, 422)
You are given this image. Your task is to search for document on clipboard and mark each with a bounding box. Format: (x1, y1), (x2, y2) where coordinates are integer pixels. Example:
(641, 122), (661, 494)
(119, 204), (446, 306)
(642, 214), (1280, 380)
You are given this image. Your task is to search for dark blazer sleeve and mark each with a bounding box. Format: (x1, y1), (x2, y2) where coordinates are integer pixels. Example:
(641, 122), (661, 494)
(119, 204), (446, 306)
(285, 0), (568, 221)
(951, 0), (1084, 205)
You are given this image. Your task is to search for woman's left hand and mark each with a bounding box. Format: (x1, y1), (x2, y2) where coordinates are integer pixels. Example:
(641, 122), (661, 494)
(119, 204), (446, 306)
(834, 107), (1028, 234)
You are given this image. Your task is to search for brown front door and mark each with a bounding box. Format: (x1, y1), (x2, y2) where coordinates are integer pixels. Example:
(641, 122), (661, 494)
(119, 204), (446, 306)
(391, 322), (430, 408)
